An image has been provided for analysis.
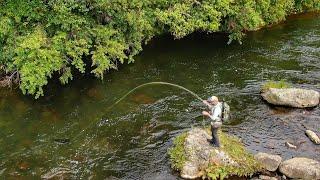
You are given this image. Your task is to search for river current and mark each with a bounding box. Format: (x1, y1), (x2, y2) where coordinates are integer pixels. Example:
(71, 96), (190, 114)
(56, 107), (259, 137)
(0, 13), (319, 179)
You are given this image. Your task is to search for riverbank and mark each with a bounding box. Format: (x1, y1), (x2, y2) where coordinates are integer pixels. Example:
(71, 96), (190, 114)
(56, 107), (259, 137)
(1, 11), (320, 96)
(1, 1), (319, 98)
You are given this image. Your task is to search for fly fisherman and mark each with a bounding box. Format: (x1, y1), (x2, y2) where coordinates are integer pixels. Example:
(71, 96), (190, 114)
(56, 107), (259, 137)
(202, 96), (223, 147)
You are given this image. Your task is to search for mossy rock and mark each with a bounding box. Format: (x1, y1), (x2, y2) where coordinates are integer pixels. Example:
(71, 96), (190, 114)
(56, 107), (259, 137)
(261, 80), (291, 93)
(261, 88), (320, 108)
(168, 132), (188, 171)
(168, 127), (261, 179)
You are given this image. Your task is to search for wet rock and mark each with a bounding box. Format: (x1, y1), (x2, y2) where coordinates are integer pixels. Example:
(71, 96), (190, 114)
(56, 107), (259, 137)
(285, 142), (297, 149)
(261, 88), (320, 108)
(259, 175), (278, 180)
(54, 138), (70, 144)
(181, 128), (238, 179)
(87, 87), (103, 99)
(254, 152), (282, 172)
(271, 107), (293, 115)
(131, 93), (155, 104)
(41, 108), (61, 122)
(305, 130), (320, 145)
(279, 157), (320, 179)
(41, 167), (72, 179)
(250, 175), (278, 180)
(249, 177), (259, 180)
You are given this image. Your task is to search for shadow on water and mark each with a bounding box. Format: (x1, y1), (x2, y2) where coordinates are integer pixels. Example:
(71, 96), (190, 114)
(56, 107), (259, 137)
(0, 13), (320, 178)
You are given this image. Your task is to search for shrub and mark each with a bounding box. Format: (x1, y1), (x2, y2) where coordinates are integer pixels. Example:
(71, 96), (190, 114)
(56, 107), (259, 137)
(0, 0), (319, 98)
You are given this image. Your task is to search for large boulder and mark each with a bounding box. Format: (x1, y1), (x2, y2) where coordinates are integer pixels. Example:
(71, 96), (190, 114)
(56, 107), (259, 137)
(279, 157), (320, 179)
(169, 128), (261, 179)
(181, 128), (237, 179)
(261, 88), (320, 108)
(254, 152), (282, 172)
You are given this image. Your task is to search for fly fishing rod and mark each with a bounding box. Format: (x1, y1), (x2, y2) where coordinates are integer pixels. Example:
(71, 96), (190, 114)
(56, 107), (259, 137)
(72, 82), (205, 141)
(69, 81), (260, 142)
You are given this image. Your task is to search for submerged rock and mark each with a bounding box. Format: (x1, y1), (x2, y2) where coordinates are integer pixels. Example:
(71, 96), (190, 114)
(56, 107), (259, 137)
(254, 152), (282, 172)
(41, 167), (72, 179)
(279, 157), (320, 179)
(305, 130), (320, 145)
(169, 128), (261, 179)
(18, 161), (30, 171)
(261, 88), (320, 108)
(54, 138), (70, 144)
(285, 142), (297, 149)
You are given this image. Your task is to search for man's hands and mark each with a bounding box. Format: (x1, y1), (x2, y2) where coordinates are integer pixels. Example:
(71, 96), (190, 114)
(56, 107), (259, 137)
(202, 111), (210, 116)
(203, 100), (213, 109)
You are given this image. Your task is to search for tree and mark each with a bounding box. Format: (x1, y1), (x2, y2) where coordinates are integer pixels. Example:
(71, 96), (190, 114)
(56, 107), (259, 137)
(0, 0), (319, 98)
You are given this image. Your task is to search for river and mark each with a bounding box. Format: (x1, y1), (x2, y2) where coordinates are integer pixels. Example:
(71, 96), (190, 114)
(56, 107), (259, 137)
(0, 13), (319, 179)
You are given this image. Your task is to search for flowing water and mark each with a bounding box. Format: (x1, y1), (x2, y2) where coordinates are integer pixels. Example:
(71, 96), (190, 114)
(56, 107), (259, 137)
(0, 13), (320, 179)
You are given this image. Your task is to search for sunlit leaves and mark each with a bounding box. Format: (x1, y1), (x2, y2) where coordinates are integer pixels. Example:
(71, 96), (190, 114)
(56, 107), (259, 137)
(91, 26), (127, 78)
(13, 27), (64, 98)
(295, 0), (320, 12)
(0, 0), (319, 98)
(59, 67), (73, 85)
(156, 2), (222, 38)
(0, 17), (12, 39)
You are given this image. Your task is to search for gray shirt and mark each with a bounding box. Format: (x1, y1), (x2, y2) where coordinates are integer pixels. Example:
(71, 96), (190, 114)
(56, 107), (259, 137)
(208, 102), (222, 122)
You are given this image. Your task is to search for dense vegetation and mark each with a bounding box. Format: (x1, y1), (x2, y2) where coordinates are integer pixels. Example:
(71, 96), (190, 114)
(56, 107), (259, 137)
(0, 0), (319, 98)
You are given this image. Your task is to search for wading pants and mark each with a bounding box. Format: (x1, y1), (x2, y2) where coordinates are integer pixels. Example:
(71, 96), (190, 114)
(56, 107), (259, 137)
(211, 121), (222, 147)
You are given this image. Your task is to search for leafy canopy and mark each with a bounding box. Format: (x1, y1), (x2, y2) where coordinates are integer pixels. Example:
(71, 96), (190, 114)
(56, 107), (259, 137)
(0, 0), (319, 98)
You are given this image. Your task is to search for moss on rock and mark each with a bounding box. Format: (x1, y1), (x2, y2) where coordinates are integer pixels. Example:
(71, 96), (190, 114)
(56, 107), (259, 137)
(169, 128), (262, 179)
(168, 132), (188, 171)
(261, 80), (291, 92)
(206, 129), (262, 179)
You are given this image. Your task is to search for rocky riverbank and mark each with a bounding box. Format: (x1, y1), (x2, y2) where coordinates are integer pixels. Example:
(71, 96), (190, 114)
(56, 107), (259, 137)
(169, 127), (320, 180)
(254, 153), (320, 180)
(169, 86), (320, 179)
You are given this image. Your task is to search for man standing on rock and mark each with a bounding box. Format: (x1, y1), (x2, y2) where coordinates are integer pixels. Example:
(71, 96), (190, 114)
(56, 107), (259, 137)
(202, 96), (223, 147)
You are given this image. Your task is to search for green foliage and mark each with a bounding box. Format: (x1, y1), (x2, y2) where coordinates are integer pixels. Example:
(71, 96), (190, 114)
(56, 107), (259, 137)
(261, 80), (291, 92)
(295, 0), (320, 12)
(13, 27), (64, 98)
(0, 0), (319, 98)
(91, 26), (127, 78)
(156, 1), (222, 38)
(168, 132), (187, 170)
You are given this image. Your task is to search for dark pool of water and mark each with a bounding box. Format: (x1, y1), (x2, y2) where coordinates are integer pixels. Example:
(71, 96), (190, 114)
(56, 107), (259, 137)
(0, 13), (319, 179)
